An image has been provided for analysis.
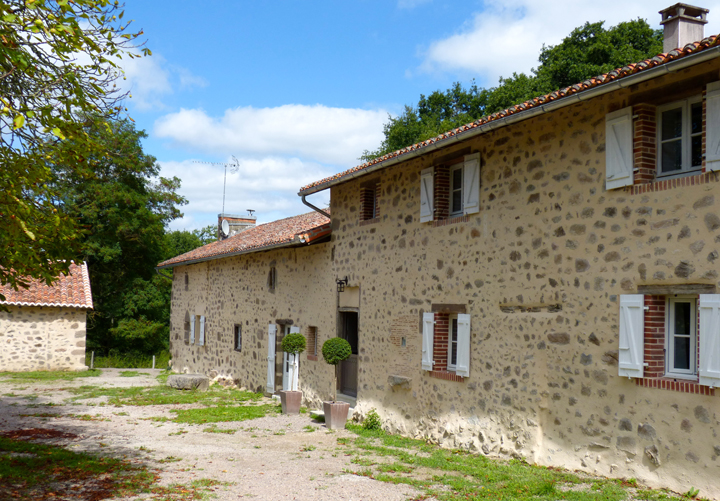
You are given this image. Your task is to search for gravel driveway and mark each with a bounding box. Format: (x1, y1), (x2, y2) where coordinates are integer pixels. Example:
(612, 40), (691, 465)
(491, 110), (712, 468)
(0, 369), (421, 500)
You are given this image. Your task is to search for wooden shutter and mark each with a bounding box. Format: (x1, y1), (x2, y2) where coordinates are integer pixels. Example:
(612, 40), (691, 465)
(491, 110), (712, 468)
(618, 294), (644, 378)
(266, 324), (277, 394)
(455, 314), (471, 377)
(190, 315), (196, 344)
(699, 294), (720, 387)
(706, 82), (720, 172)
(421, 312), (434, 371)
(605, 107), (634, 190)
(462, 153), (480, 215)
(420, 167), (434, 223)
(198, 316), (205, 346)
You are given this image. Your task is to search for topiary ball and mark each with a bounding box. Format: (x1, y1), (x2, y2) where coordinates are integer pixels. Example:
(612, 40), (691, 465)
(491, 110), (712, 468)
(321, 337), (351, 366)
(281, 333), (307, 355)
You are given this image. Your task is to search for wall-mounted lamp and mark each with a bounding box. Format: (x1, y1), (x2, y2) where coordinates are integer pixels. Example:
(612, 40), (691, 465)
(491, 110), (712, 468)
(336, 276), (349, 293)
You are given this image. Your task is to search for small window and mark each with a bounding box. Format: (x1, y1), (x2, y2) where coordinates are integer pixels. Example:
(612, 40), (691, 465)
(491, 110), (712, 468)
(447, 315), (459, 371)
(658, 98), (703, 177)
(234, 324), (242, 352)
(306, 326), (317, 356)
(360, 184), (378, 221)
(183, 312), (191, 344)
(666, 297), (697, 376)
(184, 273), (189, 291)
(450, 165), (463, 215)
(268, 267), (277, 291)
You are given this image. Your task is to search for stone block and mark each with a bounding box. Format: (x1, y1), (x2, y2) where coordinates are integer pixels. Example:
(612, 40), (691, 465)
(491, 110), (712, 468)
(167, 373), (210, 392)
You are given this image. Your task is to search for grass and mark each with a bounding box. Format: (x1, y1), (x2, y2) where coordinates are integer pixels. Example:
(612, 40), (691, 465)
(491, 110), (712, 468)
(65, 383), (263, 407)
(343, 425), (679, 501)
(119, 371), (150, 377)
(86, 350), (171, 369)
(0, 369), (102, 383)
(172, 403), (280, 424)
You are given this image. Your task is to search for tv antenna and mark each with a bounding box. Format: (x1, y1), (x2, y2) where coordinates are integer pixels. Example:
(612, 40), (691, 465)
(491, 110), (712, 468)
(193, 156), (240, 214)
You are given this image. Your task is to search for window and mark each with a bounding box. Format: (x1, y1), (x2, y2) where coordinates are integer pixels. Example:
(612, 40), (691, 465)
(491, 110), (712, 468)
(196, 315), (205, 346)
(306, 326), (318, 360)
(619, 294), (720, 390)
(421, 310), (470, 379)
(419, 153), (480, 223)
(184, 273), (189, 291)
(268, 267), (277, 291)
(360, 183), (379, 222)
(666, 297), (696, 376)
(234, 324), (242, 352)
(183, 312), (191, 344)
(658, 98), (703, 177)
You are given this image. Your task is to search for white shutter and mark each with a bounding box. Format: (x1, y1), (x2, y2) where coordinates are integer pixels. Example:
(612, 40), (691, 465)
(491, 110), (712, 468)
(421, 312), (434, 371)
(605, 107), (634, 190)
(420, 167), (434, 223)
(198, 316), (205, 346)
(266, 324), (277, 394)
(699, 294), (720, 387)
(706, 82), (720, 172)
(462, 153), (480, 215)
(455, 314), (471, 377)
(190, 315), (196, 344)
(618, 294), (644, 378)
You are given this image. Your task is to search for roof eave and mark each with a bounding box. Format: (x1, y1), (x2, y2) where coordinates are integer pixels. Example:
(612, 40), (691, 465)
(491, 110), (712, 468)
(298, 45), (720, 196)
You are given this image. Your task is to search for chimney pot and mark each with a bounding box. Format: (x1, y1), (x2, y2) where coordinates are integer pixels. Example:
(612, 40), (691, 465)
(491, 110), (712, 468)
(660, 3), (709, 53)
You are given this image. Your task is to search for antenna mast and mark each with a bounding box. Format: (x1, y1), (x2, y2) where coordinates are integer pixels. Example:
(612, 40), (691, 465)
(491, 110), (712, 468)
(193, 156), (240, 214)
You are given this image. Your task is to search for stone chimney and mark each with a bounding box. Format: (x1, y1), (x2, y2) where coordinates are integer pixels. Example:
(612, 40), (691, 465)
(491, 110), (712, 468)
(218, 213), (256, 241)
(660, 3), (709, 52)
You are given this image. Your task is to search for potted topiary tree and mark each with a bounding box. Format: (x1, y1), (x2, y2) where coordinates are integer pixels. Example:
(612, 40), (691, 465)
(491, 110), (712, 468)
(279, 332), (306, 414)
(321, 337), (352, 429)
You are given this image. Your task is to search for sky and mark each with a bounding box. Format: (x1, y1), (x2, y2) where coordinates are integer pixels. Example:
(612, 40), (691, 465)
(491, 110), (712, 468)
(116, 0), (720, 231)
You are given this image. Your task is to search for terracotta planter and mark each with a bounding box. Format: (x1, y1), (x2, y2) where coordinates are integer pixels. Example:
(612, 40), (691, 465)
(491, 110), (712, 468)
(279, 390), (302, 414)
(323, 401), (350, 430)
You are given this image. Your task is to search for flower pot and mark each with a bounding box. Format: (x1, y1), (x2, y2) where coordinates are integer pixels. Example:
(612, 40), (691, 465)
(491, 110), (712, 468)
(323, 401), (350, 430)
(279, 390), (302, 414)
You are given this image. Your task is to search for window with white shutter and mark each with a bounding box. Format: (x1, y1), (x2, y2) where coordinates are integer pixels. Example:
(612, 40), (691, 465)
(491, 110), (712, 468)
(462, 153), (480, 215)
(605, 107), (634, 190)
(420, 168), (434, 223)
(455, 313), (471, 377)
(421, 312), (434, 370)
(198, 316), (205, 346)
(190, 314), (196, 344)
(618, 294), (644, 378)
(706, 82), (720, 172)
(699, 294), (720, 388)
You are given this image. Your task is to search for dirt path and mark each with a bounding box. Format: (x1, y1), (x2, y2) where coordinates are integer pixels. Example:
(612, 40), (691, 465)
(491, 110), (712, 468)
(0, 369), (420, 500)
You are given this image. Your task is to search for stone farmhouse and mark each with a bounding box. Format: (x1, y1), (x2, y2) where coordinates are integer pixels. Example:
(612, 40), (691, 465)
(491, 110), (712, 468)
(0, 262), (93, 371)
(159, 5), (720, 495)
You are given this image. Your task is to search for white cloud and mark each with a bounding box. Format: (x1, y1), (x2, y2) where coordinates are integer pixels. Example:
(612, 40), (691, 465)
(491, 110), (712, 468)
(419, 1), (720, 84)
(154, 104), (388, 166)
(160, 157), (332, 231)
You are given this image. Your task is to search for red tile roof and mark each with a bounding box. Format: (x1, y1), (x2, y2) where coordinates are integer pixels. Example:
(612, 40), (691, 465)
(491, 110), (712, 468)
(0, 262), (93, 309)
(300, 35), (720, 194)
(157, 210), (331, 268)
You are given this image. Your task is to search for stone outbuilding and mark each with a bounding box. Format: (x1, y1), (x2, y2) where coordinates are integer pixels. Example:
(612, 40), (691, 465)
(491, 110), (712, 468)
(0, 262), (93, 371)
(162, 6), (720, 497)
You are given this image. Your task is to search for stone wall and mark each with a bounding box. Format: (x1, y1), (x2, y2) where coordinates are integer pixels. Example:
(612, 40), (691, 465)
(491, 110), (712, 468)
(326, 60), (720, 496)
(0, 306), (87, 371)
(169, 242), (337, 403)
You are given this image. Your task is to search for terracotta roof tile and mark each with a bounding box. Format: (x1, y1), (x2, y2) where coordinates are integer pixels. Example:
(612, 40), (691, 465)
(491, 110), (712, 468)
(158, 210), (331, 268)
(300, 35), (720, 194)
(0, 262), (93, 309)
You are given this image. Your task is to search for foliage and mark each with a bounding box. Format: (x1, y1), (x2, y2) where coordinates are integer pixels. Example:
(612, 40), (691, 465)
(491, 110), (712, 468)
(322, 337), (351, 366)
(0, 0), (147, 298)
(50, 117), (186, 355)
(0, 369), (101, 382)
(361, 18), (662, 161)
(362, 408), (381, 430)
(87, 350), (171, 369)
(281, 333), (307, 355)
(164, 229), (204, 258)
(193, 223), (218, 245)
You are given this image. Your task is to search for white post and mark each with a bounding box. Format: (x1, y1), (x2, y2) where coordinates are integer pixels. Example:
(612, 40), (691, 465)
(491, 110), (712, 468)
(152, 355), (156, 369)
(90, 351), (94, 369)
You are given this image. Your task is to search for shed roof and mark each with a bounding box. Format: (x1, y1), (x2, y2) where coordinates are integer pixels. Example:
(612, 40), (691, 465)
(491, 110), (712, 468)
(0, 262), (93, 309)
(299, 34), (720, 195)
(157, 210), (331, 269)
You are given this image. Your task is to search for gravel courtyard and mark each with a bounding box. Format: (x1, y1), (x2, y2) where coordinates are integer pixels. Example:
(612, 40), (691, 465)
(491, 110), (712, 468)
(0, 369), (421, 500)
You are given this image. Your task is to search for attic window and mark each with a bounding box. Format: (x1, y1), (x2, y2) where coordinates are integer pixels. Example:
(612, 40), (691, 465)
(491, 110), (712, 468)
(184, 273), (189, 291)
(268, 267), (277, 291)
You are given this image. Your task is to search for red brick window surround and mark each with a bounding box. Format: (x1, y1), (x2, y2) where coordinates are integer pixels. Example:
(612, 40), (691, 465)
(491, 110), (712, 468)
(359, 184), (379, 224)
(306, 326), (318, 361)
(429, 312), (464, 382)
(638, 295), (714, 395)
(630, 93), (709, 195)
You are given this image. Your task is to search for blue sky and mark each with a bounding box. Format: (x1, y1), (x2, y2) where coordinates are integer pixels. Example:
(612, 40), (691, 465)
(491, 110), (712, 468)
(117, 0), (720, 231)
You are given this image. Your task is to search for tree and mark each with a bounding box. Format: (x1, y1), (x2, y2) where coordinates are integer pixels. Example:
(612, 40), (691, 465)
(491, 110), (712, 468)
(0, 0), (147, 299)
(51, 117), (186, 355)
(362, 19), (662, 161)
(193, 224), (217, 245)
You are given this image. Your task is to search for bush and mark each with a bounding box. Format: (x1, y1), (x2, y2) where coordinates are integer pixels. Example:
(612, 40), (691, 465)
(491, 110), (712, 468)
(281, 333), (306, 355)
(362, 408), (381, 430)
(322, 338), (351, 366)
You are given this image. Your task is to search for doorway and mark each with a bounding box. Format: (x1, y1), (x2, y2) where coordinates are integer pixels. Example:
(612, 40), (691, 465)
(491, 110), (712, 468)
(338, 311), (358, 397)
